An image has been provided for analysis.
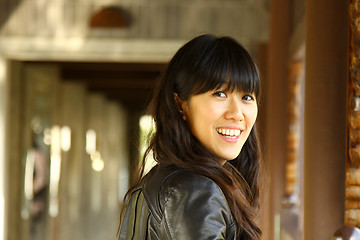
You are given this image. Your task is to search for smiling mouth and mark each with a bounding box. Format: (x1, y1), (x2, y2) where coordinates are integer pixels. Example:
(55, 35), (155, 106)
(216, 128), (241, 138)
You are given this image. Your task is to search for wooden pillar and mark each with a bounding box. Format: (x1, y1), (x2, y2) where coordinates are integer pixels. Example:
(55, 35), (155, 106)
(0, 58), (5, 240)
(303, 0), (348, 239)
(345, 0), (360, 229)
(58, 82), (87, 240)
(266, 0), (291, 239)
(285, 61), (304, 197)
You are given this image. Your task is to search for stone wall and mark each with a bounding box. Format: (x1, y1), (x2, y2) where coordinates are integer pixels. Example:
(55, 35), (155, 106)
(0, 0), (268, 45)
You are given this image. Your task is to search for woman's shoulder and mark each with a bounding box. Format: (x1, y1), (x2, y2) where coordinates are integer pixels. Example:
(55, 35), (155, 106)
(142, 164), (235, 238)
(143, 164), (223, 197)
(142, 164), (230, 219)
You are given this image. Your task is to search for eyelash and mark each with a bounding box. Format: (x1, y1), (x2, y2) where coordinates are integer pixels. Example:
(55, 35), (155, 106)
(213, 91), (227, 98)
(242, 95), (254, 101)
(213, 91), (255, 101)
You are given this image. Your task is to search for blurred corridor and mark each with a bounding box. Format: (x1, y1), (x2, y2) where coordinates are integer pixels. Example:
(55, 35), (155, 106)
(0, 0), (352, 239)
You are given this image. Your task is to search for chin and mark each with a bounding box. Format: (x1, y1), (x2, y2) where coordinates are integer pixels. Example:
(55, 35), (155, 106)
(222, 150), (242, 161)
(221, 153), (241, 161)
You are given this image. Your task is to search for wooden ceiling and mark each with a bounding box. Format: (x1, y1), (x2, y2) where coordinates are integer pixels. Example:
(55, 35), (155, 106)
(59, 61), (167, 112)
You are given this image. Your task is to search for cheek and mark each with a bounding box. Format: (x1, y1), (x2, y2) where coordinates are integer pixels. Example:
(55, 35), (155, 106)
(187, 106), (219, 137)
(246, 106), (258, 126)
(190, 109), (213, 132)
(191, 101), (218, 121)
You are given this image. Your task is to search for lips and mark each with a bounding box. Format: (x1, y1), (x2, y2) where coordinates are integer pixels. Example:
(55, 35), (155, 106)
(216, 128), (241, 138)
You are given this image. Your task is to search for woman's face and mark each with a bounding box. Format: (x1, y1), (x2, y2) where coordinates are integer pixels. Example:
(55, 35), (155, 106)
(181, 87), (258, 165)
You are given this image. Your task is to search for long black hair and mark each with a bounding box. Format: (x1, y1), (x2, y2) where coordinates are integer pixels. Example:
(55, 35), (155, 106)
(126, 34), (262, 239)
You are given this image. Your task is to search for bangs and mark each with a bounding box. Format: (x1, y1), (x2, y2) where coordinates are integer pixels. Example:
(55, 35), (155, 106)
(172, 35), (260, 101)
(190, 40), (260, 97)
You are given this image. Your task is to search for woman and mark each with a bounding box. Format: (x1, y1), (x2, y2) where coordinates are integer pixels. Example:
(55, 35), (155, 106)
(118, 34), (263, 239)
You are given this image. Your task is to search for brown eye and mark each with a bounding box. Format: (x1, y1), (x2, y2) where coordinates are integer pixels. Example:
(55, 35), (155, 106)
(242, 95), (254, 101)
(213, 91), (227, 98)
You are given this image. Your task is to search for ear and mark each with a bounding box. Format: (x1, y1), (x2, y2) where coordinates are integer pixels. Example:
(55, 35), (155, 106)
(174, 93), (188, 120)
(173, 93), (183, 111)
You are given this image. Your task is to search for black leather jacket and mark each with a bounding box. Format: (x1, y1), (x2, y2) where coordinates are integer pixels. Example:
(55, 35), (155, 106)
(118, 164), (237, 239)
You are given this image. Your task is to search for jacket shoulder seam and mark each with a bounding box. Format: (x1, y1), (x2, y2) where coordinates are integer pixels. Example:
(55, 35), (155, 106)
(142, 168), (186, 224)
(161, 170), (235, 237)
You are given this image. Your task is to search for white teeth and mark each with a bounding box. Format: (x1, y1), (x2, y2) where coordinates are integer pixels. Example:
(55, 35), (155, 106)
(216, 128), (241, 137)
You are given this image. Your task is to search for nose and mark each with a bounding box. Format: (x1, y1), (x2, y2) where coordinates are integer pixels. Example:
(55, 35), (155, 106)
(224, 97), (244, 121)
